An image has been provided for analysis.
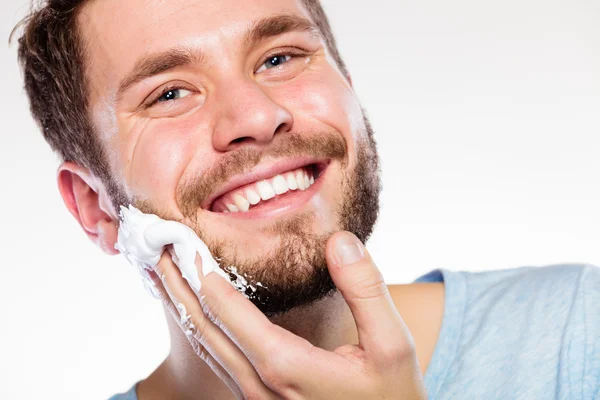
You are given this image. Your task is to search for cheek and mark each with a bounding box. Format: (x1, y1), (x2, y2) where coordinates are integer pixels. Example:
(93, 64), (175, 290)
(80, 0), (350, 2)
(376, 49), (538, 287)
(278, 69), (365, 166)
(126, 117), (212, 207)
(294, 69), (357, 120)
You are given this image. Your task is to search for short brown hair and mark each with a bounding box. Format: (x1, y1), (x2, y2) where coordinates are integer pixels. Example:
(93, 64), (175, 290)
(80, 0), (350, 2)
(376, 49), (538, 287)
(13, 0), (349, 207)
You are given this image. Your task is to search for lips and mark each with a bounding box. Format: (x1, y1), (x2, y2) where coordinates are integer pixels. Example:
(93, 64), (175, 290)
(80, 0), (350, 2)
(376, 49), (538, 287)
(202, 158), (328, 213)
(212, 166), (317, 212)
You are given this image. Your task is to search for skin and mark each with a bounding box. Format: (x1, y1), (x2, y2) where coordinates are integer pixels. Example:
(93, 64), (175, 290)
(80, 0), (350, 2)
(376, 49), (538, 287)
(55, 0), (445, 398)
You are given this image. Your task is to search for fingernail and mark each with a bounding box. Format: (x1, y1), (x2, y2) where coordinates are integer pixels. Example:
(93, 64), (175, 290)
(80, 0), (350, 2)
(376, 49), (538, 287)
(335, 233), (365, 266)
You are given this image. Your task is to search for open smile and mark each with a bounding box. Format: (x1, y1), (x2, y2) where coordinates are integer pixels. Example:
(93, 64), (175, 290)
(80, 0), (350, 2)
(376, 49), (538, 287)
(202, 158), (330, 219)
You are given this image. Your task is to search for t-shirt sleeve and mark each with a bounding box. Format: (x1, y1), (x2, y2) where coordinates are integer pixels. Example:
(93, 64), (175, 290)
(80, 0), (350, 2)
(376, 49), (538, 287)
(108, 384), (138, 400)
(571, 264), (600, 399)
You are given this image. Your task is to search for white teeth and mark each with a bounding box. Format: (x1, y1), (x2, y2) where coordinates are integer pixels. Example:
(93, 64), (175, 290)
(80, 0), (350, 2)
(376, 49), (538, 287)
(233, 194), (250, 212)
(286, 172), (298, 190)
(257, 180), (276, 201)
(303, 172), (310, 190)
(272, 175), (289, 195)
(295, 169), (306, 190)
(217, 167), (317, 213)
(245, 188), (261, 205)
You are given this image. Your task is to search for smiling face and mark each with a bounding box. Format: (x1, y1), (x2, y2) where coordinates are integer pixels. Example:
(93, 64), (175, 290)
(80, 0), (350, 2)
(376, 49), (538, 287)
(79, 0), (380, 316)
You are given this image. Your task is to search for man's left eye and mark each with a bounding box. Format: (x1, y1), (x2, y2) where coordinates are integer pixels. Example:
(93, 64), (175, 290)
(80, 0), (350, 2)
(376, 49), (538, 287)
(256, 54), (292, 73)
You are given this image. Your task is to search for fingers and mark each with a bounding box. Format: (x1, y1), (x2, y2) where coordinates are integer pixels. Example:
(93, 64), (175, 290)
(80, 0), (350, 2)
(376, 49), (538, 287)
(147, 259), (242, 397)
(199, 271), (313, 381)
(154, 251), (277, 400)
(145, 221), (203, 292)
(325, 232), (415, 357)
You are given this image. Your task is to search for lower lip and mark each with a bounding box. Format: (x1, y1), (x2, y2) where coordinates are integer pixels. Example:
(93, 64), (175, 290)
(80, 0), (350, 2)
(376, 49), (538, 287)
(210, 165), (329, 220)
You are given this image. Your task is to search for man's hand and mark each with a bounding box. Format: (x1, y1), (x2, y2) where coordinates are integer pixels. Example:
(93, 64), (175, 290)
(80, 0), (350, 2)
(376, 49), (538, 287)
(150, 231), (428, 399)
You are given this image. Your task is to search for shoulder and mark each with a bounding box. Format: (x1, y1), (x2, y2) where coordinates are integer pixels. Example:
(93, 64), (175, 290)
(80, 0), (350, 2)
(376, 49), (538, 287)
(413, 263), (596, 324)
(409, 264), (600, 398)
(557, 264), (600, 399)
(461, 262), (591, 289)
(458, 263), (600, 398)
(448, 263), (594, 307)
(456, 263), (596, 328)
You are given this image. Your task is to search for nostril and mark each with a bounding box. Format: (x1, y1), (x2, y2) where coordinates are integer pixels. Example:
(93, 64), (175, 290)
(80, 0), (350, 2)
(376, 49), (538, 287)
(274, 121), (291, 135)
(230, 136), (253, 145)
(225, 117), (291, 148)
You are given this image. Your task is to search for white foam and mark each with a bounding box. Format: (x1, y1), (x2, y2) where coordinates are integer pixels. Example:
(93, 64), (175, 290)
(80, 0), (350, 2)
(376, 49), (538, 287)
(115, 205), (231, 292)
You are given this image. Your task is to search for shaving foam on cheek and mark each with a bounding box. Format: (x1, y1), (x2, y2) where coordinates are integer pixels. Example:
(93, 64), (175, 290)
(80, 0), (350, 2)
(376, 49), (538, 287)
(115, 205), (231, 293)
(114, 206), (163, 297)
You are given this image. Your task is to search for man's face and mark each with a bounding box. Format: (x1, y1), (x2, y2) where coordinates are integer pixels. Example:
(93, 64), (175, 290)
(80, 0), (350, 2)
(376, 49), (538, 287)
(80, 0), (380, 316)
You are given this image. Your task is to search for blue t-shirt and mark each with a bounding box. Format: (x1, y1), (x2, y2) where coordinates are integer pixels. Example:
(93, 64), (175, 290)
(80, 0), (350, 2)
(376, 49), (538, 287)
(110, 263), (600, 399)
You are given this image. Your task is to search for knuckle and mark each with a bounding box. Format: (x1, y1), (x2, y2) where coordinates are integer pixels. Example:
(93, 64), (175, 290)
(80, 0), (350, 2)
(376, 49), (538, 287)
(189, 313), (210, 343)
(351, 273), (388, 300)
(258, 351), (300, 396)
(243, 392), (262, 400)
(189, 338), (211, 361)
(200, 283), (238, 325)
(221, 282), (243, 303)
(240, 382), (270, 400)
(377, 340), (417, 367)
(175, 304), (211, 346)
(200, 294), (223, 325)
(256, 361), (280, 388)
(394, 343), (416, 362)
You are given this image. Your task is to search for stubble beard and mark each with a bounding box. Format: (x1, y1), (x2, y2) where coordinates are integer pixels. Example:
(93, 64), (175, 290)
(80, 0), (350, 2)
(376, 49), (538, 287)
(132, 111), (381, 318)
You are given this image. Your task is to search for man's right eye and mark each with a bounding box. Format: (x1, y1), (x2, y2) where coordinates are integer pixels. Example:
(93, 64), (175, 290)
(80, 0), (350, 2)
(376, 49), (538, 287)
(153, 88), (192, 105)
(141, 83), (204, 117)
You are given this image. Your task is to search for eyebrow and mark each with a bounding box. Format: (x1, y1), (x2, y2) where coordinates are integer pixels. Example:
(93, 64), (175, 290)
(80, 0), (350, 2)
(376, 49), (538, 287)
(116, 14), (321, 100)
(243, 14), (321, 48)
(116, 48), (203, 100)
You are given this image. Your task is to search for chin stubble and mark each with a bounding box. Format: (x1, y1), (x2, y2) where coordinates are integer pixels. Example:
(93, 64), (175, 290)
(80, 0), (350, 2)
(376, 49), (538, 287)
(198, 116), (381, 318)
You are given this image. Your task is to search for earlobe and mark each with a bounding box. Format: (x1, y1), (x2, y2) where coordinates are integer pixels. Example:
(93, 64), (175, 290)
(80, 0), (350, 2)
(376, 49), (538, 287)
(57, 162), (120, 255)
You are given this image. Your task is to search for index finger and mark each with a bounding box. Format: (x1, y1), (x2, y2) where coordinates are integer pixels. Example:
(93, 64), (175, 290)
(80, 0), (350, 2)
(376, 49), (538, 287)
(154, 251), (280, 400)
(199, 271), (313, 369)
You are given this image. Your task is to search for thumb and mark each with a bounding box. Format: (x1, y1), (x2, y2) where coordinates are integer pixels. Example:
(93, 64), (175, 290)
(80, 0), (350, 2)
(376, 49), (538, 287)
(326, 231), (413, 354)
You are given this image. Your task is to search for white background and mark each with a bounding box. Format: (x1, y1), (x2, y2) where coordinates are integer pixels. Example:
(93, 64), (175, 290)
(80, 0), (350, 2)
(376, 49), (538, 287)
(1, 0), (598, 398)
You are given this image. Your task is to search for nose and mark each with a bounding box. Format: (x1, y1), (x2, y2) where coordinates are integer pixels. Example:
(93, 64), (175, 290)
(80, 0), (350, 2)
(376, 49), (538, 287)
(211, 78), (294, 151)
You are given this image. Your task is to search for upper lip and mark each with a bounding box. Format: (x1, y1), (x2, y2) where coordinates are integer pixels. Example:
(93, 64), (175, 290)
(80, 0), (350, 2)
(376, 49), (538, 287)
(201, 156), (329, 211)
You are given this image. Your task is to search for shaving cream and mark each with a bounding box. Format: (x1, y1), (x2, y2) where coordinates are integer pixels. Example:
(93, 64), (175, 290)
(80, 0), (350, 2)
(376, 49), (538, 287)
(176, 303), (196, 337)
(115, 205), (231, 292)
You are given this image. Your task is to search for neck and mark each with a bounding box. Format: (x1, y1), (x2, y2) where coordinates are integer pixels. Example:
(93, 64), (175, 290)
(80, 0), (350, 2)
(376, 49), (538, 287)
(151, 289), (358, 400)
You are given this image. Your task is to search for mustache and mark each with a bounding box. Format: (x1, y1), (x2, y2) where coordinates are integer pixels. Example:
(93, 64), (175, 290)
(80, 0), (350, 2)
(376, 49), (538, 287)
(177, 132), (347, 216)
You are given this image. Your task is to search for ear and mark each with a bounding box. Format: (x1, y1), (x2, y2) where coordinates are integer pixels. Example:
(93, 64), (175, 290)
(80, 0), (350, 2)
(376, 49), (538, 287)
(57, 162), (120, 255)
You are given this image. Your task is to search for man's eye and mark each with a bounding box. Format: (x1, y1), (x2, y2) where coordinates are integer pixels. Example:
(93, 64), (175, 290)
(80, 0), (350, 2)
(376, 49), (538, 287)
(256, 54), (293, 73)
(157, 88), (192, 103)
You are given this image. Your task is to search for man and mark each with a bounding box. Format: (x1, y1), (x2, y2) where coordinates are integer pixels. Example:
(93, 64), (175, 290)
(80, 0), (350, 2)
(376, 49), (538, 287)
(15, 0), (599, 399)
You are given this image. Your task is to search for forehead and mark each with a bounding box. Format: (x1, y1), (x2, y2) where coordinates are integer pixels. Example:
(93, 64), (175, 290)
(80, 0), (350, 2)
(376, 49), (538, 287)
(78, 0), (312, 96)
